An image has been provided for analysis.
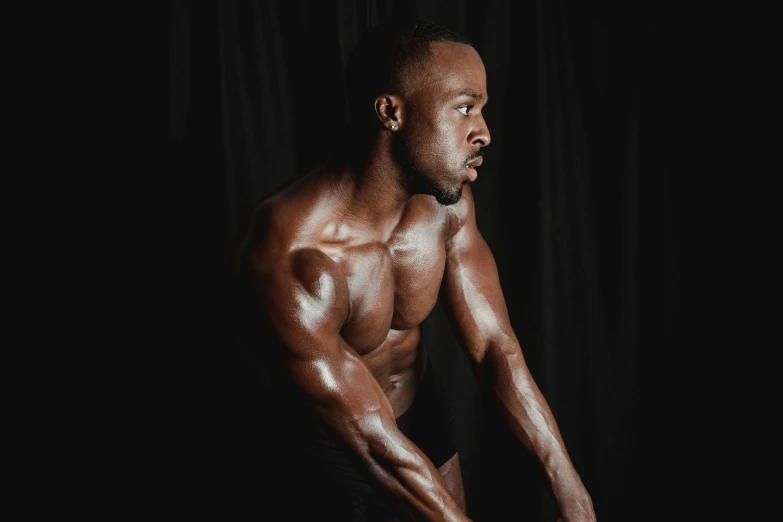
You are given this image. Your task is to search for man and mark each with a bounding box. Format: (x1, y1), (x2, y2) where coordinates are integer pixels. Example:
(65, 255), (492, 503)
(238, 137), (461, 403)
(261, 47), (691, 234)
(229, 20), (596, 521)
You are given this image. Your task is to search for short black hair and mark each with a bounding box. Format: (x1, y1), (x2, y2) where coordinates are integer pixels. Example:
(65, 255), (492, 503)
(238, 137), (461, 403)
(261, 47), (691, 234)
(344, 20), (473, 130)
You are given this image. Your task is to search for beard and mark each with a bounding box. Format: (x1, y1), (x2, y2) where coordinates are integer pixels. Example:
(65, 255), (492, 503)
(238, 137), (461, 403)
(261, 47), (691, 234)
(393, 131), (466, 206)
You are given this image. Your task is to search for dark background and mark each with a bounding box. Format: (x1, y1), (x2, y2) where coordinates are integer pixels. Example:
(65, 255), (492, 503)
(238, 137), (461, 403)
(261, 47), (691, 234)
(123, 0), (693, 520)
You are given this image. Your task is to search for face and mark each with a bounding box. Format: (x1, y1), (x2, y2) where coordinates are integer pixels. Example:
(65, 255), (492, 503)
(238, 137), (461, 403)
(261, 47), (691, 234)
(394, 41), (491, 205)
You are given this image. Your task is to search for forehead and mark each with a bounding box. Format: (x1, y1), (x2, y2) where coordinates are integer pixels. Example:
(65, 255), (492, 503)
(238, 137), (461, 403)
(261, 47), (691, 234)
(410, 41), (487, 102)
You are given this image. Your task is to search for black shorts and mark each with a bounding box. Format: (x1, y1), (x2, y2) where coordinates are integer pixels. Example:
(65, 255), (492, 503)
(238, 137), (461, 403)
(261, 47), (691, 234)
(394, 360), (457, 469)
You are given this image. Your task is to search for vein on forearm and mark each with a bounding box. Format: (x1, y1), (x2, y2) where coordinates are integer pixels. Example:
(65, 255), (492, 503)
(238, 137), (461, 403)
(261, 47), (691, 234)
(314, 385), (462, 521)
(484, 341), (568, 469)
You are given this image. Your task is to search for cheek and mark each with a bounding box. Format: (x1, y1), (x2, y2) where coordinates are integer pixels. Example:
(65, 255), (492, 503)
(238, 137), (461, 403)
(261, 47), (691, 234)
(434, 113), (465, 146)
(426, 115), (457, 152)
(407, 121), (441, 161)
(433, 125), (465, 169)
(404, 110), (461, 170)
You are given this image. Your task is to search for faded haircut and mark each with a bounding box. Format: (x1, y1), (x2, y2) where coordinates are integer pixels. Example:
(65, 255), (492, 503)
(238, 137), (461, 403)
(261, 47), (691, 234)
(344, 20), (473, 131)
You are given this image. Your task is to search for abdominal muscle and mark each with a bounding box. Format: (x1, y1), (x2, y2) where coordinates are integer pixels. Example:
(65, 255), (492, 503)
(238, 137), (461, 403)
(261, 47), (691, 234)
(358, 326), (428, 419)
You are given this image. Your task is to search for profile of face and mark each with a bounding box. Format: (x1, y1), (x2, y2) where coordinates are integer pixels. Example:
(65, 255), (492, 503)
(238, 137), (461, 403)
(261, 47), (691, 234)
(393, 41), (491, 206)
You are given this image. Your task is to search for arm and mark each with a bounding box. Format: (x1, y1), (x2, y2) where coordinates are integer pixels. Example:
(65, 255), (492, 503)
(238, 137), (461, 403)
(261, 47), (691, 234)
(440, 186), (596, 522)
(254, 248), (470, 522)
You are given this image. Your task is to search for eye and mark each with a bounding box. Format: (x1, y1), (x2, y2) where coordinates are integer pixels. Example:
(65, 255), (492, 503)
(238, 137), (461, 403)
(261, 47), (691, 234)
(457, 105), (472, 116)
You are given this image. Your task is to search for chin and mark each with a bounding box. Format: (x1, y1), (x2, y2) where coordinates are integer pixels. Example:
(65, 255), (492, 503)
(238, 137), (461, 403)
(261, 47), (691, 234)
(432, 183), (463, 206)
(402, 163), (464, 205)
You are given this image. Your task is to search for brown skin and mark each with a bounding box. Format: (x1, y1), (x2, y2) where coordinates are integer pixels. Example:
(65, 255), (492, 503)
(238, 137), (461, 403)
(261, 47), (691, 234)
(239, 42), (596, 521)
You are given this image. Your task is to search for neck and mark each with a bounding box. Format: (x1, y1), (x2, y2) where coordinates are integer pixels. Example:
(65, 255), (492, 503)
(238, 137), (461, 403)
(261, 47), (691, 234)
(332, 131), (413, 228)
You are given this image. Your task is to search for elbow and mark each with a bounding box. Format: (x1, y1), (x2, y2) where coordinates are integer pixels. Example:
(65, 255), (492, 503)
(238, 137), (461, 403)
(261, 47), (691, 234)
(469, 333), (522, 381)
(357, 413), (419, 467)
(480, 335), (522, 381)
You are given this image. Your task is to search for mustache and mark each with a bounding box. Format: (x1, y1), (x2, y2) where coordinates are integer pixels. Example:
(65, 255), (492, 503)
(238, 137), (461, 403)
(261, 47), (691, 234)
(465, 149), (485, 165)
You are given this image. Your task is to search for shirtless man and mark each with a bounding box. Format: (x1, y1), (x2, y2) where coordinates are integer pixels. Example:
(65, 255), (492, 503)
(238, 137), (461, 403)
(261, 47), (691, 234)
(230, 20), (596, 522)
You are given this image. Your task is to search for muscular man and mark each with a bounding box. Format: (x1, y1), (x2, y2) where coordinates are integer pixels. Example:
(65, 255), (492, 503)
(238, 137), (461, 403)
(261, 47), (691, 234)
(229, 20), (596, 522)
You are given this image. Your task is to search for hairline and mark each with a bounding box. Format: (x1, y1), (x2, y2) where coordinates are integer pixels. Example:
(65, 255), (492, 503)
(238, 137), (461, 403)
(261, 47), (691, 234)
(395, 41), (481, 98)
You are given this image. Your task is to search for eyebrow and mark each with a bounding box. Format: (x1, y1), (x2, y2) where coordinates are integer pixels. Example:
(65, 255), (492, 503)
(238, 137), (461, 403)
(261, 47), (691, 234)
(456, 89), (488, 103)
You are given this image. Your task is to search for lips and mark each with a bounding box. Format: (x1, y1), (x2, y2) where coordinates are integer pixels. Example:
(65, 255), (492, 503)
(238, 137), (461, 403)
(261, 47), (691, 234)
(465, 156), (482, 182)
(466, 156), (484, 168)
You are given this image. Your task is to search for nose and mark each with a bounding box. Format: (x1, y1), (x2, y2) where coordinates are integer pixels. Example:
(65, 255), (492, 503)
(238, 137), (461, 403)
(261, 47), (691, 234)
(471, 116), (491, 147)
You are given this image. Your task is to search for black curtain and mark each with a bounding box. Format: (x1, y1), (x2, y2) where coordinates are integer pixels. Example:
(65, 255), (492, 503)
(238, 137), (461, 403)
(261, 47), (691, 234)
(146, 1), (682, 520)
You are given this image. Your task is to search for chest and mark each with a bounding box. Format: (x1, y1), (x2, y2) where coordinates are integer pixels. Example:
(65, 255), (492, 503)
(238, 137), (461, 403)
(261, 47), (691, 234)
(337, 225), (447, 353)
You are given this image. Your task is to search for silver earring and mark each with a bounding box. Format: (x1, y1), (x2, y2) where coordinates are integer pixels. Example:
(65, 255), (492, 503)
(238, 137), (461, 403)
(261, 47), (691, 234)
(391, 124), (397, 130)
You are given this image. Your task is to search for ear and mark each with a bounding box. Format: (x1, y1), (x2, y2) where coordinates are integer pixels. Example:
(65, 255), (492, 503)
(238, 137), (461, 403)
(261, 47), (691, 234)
(374, 95), (403, 132)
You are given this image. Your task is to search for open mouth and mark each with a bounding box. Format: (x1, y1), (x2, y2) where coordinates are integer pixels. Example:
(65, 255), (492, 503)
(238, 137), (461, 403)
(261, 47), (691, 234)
(465, 156), (483, 181)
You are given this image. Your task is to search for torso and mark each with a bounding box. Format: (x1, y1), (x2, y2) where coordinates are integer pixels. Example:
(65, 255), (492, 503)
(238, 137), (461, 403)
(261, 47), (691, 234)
(241, 166), (459, 417)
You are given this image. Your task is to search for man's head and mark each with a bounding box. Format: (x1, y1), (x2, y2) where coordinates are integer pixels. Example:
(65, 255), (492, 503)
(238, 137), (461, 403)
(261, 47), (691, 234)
(344, 21), (491, 206)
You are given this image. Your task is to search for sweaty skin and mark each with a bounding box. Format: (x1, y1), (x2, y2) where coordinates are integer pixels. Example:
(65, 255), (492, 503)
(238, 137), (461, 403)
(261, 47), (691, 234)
(234, 41), (596, 522)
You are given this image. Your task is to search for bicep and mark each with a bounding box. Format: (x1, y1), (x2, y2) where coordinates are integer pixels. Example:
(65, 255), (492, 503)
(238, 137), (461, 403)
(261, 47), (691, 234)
(254, 252), (396, 438)
(441, 192), (517, 367)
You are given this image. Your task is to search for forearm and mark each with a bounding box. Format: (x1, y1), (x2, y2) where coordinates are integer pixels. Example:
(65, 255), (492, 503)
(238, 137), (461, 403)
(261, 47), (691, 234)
(483, 341), (587, 503)
(320, 399), (470, 522)
(284, 352), (469, 520)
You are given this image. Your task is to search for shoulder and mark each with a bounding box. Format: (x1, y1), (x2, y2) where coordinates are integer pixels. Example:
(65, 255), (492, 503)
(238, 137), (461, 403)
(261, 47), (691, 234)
(244, 176), (332, 270)
(248, 189), (350, 321)
(250, 209), (348, 300)
(444, 184), (477, 241)
(252, 244), (351, 329)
